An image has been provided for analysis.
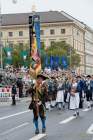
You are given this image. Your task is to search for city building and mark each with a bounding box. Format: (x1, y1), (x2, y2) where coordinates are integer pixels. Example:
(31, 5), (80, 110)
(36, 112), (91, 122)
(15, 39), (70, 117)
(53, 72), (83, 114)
(85, 25), (93, 74)
(0, 11), (93, 74)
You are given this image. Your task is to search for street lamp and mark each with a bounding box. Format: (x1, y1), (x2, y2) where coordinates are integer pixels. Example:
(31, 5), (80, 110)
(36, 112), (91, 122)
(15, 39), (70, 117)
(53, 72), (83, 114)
(0, 0), (17, 69)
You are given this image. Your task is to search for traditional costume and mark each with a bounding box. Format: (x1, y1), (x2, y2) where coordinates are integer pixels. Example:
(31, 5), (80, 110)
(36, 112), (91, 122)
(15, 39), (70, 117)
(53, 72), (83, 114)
(69, 81), (80, 117)
(29, 74), (47, 134)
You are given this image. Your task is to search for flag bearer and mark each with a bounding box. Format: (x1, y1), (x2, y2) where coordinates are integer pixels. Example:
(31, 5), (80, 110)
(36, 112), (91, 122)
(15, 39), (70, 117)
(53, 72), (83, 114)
(29, 74), (47, 134)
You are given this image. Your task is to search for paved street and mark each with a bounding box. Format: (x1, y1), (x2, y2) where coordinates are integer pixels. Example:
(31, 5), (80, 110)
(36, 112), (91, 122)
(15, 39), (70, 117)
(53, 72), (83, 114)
(0, 101), (93, 140)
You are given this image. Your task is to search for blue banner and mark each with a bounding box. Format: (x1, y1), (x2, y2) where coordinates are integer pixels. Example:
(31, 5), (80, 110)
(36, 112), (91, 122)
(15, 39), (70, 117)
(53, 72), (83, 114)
(55, 56), (59, 66)
(62, 56), (68, 68)
(33, 15), (41, 50)
(45, 55), (48, 67)
(50, 56), (54, 68)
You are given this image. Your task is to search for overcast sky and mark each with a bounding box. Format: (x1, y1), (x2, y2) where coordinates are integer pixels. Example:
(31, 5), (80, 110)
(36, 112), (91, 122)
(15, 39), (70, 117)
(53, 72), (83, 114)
(1, 0), (93, 28)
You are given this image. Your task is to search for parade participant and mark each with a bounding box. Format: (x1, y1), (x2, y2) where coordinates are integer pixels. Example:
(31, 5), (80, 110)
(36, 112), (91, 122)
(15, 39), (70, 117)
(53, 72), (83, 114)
(65, 77), (72, 108)
(69, 78), (80, 117)
(86, 75), (92, 108)
(90, 75), (93, 107)
(16, 77), (23, 98)
(29, 74), (47, 135)
(52, 78), (58, 107)
(47, 79), (54, 110)
(77, 76), (84, 108)
(11, 83), (17, 105)
(56, 79), (65, 110)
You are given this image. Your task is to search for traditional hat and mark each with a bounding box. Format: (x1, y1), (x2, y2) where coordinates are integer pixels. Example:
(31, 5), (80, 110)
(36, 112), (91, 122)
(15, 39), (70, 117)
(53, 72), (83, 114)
(87, 75), (91, 78)
(76, 76), (81, 78)
(37, 74), (48, 80)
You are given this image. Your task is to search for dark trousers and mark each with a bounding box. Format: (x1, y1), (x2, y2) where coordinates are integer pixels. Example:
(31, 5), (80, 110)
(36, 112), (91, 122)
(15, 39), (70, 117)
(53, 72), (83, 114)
(64, 92), (67, 103)
(86, 90), (92, 101)
(79, 91), (83, 108)
(12, 94), (16, 105)
(19, 88), (23, 98)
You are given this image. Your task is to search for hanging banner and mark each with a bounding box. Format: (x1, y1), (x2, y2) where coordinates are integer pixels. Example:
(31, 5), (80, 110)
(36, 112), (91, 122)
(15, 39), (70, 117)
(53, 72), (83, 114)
(33, 15), (41, 50)
(62, 56), (68, 68)
(4, 47), (13, 65)
(45, 55), (48, 67)
(20, 50), (28, 67)
(50, 56), (54, 69)
(29, 15), (41, 78)
(55, 56), (59, 68)
(4, 47), (12, 58)
(20, 50), (28, 60)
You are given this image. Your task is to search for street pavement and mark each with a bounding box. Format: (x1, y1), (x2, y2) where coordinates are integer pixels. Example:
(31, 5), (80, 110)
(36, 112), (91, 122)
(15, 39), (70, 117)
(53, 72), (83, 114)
(0, 100), (93, 140)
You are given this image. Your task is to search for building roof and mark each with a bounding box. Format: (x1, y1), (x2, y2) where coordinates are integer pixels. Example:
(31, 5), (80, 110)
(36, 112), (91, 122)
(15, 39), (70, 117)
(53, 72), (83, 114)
(1, 11), (73, 26)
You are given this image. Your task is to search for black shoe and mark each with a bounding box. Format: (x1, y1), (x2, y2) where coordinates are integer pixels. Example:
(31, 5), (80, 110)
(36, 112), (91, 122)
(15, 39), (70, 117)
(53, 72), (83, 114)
(63, 105), (65, 109)
(58, 108), (61, 110)
(42, 128), (46, 133)
(73, 113), (77, 117)
(50, 105), (54, 108)
(35, 129), (39, 135)
(11, 103), (16, 106)
(77, 111), (79, 116)
(88, 106), (90, 108)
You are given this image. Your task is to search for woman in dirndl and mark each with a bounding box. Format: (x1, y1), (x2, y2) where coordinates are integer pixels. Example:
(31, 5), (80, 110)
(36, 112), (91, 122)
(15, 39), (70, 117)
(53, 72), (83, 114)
(56, 79), (65, 110)
(69, 78), (80, 117)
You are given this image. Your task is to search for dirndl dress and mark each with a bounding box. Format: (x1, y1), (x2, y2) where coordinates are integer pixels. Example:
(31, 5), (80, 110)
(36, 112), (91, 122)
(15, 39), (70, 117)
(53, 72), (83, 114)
(69, 92), (80, 110)
(56, 90), (64, 103)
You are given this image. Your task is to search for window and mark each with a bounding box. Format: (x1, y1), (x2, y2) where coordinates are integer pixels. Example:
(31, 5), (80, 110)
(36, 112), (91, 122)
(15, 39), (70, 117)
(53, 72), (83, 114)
(19, 31), (23, 36)
(8, 41), (13, 47)
(8, 32), (13, 37)
(9, 43), (13, 48)
(19, 43), (23, 47)
(50, 29), (55, 35)
(40, 30), (44, 35)
(61, 29), (66, 34)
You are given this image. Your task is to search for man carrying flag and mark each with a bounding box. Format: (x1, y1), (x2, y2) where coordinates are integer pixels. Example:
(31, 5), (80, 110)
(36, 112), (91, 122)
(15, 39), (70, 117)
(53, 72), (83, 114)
(29, 15), (47, 135)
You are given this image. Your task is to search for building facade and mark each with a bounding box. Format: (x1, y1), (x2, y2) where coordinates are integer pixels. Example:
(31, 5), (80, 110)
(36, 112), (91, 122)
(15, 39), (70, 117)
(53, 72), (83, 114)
(0, 11), (93, 74)
(85, 26), (93, 74)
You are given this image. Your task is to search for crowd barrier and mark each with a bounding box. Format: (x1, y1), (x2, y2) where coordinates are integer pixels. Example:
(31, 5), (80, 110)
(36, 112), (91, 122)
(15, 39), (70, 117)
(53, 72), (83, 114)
(0, 87), (19, 102)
